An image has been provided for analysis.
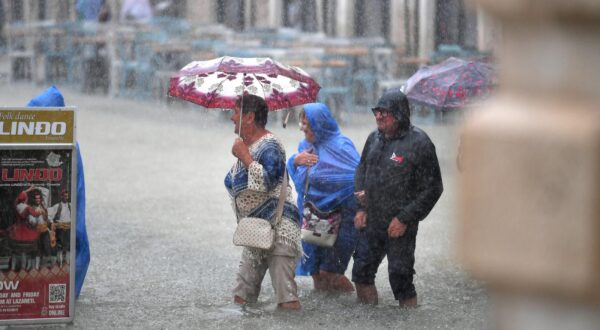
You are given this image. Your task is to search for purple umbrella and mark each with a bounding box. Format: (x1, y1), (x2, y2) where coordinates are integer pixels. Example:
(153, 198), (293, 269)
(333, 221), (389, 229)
(405, 57), (496, 110)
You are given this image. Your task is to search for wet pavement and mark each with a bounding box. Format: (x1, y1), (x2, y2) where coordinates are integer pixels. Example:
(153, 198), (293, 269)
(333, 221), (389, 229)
(0, 83), (488, 329)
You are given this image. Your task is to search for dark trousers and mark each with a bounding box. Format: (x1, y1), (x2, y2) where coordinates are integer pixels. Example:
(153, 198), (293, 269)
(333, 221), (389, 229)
(38, 231), (56, 257)
(56, 228), (70, 251)
(352, 222), (418, 301)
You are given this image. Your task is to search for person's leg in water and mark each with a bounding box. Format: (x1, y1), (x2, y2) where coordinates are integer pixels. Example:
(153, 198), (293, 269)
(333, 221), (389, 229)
(352, 230), (386, 304)
(388, 222), (419, 308)
(233, 249), (268, 305)
(268, 244), (301, 310)
(318, 209), (358, 292)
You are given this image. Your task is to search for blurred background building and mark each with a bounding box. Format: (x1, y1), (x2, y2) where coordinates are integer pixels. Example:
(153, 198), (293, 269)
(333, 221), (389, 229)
(0, 0), (498, 118)
(0, 0), (499, 58)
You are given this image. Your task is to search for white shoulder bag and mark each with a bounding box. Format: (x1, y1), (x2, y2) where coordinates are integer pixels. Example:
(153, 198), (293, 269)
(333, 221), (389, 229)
(232, 170), (288, 250)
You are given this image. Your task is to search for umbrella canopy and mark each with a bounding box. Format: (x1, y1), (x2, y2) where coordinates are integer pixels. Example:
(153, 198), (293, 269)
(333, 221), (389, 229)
(168, 56), (321, 111)
(405, 57), (496, 110)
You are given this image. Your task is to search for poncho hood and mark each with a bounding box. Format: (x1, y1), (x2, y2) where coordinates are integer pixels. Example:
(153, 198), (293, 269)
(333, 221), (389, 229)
(288, 103), (360, 212)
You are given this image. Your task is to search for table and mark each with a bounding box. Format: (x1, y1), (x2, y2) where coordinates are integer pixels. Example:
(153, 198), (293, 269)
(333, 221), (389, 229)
(150, 42), (192, 71)
(75, 35), (110, 93)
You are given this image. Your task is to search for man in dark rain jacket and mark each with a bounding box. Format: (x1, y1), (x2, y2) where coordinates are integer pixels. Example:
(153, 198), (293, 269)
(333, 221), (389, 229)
(352, 89), (443, 307)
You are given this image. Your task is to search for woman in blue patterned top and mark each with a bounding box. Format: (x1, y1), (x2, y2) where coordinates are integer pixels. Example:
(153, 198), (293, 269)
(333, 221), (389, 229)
(224, 94), (302, 310)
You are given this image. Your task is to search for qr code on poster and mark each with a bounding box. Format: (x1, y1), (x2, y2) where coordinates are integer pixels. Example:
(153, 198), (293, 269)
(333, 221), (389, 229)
(49, 284), (66, 303)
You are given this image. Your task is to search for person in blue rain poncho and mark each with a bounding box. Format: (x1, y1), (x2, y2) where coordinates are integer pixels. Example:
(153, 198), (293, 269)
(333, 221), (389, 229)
(287, 103), (362, 292)
(27, 86), (90, 298)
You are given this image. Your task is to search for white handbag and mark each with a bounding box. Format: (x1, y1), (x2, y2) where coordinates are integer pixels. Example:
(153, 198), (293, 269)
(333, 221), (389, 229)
(233, 217), (275, 250)
(300, 168), (342, 247)
(301, 201), (342, 248)
(233, 170), (288, 250)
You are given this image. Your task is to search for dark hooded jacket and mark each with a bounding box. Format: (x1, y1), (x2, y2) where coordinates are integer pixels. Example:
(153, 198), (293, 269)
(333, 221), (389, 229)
(355, 90), (443, 233)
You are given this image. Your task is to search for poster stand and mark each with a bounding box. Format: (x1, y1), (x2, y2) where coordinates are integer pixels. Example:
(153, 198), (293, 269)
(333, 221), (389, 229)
(0, 107), (76, 325)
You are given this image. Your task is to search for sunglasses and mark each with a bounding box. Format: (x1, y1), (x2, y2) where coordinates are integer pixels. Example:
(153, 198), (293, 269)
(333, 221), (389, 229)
(371, 108), (392, 117)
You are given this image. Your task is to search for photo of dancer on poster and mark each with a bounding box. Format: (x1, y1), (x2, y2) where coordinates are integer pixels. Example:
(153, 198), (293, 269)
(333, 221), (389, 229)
(48, 187), (72, 267)
(0, 149), (73, 272)
(28, 188), (56, 270)
(6, 185), (40, 271)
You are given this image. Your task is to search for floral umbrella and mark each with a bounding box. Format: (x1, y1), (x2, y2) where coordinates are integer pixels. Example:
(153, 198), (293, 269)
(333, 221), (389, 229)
(405, 57), (496, 110)
(168, 56), (321, 111)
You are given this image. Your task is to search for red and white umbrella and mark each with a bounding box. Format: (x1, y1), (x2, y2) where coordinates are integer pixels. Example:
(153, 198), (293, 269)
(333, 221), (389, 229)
(168, 56), (321, 111)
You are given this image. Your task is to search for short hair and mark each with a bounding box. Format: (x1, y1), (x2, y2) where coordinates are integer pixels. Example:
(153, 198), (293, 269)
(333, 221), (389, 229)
(235, 94), (268, 128)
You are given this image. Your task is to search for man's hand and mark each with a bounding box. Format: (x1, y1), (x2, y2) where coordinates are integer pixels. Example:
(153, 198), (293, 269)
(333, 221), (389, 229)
(388, 217), (407, 238)
(354, 210), (367, 230)
(232, 138), (252, 167)
(354, 190), (366, 204)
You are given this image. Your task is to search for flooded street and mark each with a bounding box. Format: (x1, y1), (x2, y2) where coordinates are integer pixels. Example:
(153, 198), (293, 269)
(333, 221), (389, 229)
(0, 83), (488, 329)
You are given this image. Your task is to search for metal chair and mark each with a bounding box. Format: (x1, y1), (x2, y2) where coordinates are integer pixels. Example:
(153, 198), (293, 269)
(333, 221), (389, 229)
(352, 62), (378, 107)
(116, 31), (156, 99)
(6, 23), (36, 82)
(42, 23), (78, 85)
(317, 54), (354, 123)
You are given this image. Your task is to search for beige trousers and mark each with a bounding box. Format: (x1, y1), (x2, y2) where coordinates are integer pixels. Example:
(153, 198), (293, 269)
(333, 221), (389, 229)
(233, 242), (299, 304)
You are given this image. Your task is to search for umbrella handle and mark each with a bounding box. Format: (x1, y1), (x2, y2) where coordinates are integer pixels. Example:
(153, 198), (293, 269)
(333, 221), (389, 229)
(238, 99), (243, 138)
(282, 111), (291, 128)
(238, 74), (246, 138)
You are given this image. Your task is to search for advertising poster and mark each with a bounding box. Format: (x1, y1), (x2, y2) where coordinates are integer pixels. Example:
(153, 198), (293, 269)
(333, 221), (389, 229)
(0, 109), (75, 324)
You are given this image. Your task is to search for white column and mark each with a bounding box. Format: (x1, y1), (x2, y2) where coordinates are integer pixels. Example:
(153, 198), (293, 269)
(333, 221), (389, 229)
(459, 0), (600, 328)
(268, 0), (282, 28)
(336, 0), (354, 37)
(250, 0), (268, 28)
(244, 0), (253, 29)
(389, 0), (406, 52)
(315, 0), (323, 33)
(418, 0), (435, 60)
(476, 5), (499, 53)
(187, 1), (218, 26)
(24, 0), (33, 23)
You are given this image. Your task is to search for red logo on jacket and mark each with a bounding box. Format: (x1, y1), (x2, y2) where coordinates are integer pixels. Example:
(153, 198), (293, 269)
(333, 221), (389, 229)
(390, 152), (404, 163)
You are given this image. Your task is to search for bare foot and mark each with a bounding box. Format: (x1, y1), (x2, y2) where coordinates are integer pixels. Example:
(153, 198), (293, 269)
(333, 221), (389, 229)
(399, 296), (417, 308)
(278, 301), (301, 310)
(331, 274), (355, 293)
(312, 273), (326, 291)
(355, 283), (378, 305)
(233, 295), (247, 305)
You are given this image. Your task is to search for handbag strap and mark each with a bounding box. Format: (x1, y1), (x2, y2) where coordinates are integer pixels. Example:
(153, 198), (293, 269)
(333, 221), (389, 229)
(274, 169), (288, 227)
(234, 168), (288, 228)
(302, 165), (312, 200)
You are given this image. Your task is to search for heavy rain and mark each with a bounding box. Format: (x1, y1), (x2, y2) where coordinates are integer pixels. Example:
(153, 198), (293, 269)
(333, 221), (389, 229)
(0, 0), (599, 329)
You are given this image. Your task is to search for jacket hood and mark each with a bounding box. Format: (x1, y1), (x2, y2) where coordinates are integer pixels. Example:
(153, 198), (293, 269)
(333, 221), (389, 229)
(27, 86), (65, 107)
(303, 103), (340, 144)
(373, 88), (411, 130)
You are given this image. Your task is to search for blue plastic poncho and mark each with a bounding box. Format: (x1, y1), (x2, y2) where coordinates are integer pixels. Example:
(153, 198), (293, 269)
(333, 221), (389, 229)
(287, 103), (360, 275)
(288, 103), (360, 212)
(27, 86), (90, 298)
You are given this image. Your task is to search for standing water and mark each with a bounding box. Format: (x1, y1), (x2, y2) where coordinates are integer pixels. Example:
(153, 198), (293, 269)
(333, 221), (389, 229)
(0, 82), (488, 329)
